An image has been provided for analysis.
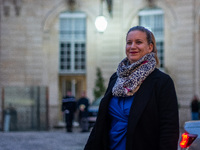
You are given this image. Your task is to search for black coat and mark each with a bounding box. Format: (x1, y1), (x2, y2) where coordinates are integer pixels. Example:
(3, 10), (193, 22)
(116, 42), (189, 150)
(84, 68), (179, 150)
(191, 99), (199, 112)
(61, 95), (77, 113)
(78, 97), (89, 118)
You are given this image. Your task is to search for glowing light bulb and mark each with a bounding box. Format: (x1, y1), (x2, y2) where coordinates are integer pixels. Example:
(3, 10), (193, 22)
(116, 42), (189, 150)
(95, 16), (107, 32)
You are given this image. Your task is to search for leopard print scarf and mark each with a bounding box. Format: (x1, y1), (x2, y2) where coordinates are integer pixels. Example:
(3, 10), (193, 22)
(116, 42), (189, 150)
(112, 52), (156, 97)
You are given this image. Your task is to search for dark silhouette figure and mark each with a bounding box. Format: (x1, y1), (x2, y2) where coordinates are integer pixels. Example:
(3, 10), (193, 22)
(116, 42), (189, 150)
(77, 91), (89, 132)
(4, 104), (17, 131)
(191, 95), (200, 120)
(61, 91), (77, 132)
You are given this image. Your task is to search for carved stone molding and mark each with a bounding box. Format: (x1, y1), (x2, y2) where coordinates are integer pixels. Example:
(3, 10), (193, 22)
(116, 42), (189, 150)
(13, 0), (22, 16)
(3, 0), (22, 16)
(3, 0), (11, 16)
(67, 0), (76, 11)
(106, 0), (112, 16)
(146, 0), (156, 7)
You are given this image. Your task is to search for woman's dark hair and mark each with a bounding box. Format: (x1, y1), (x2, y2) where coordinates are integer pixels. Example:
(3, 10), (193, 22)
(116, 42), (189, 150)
(126, 26), (160, 66)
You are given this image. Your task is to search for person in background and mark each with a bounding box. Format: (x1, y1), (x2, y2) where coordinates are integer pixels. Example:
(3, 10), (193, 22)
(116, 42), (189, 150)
(77, 91), (90, 132)
(191, 95), (200, 120)
(4, 103), (18, 131)
(84, 26), (179, 150)
(61, 91), (77, 132)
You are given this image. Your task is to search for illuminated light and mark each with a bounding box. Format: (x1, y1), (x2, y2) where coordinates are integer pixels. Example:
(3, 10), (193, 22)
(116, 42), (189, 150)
(180, 133), (188, 148)
(95, 15), (107, 33)
(180, 132), (197, 148)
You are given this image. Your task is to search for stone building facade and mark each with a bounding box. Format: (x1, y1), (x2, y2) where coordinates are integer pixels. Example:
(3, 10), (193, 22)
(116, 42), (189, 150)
(0, 0), (200, 129)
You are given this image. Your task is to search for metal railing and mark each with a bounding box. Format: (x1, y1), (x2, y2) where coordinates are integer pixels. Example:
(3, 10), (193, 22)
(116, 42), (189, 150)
(1, 86), (49, 131)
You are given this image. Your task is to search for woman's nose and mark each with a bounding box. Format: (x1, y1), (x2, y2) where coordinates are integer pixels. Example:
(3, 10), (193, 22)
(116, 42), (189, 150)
(131, 42), (136, 48)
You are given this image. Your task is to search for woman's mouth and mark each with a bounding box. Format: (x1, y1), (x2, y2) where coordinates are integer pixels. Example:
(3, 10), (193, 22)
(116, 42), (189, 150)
(130, 51), (138, 54)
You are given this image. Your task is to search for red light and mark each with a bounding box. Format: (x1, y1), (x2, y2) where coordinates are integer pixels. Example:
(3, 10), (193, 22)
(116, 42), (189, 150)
(180, 132), (198, 148)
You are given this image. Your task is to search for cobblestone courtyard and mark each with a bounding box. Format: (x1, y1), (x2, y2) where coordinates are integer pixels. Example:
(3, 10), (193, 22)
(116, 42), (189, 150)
(0, 128), (90, 150)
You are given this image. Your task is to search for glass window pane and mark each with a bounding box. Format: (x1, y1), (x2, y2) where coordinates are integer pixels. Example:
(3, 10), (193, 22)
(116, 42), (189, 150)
(139, 8), (164, 68)
(59, 12), (86, 73)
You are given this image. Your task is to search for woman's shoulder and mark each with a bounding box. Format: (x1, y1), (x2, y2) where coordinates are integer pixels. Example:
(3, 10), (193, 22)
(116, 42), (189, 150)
(150, 68), (175, 85)
(151, 68), (171, 79)
(110, 72), (118, 80)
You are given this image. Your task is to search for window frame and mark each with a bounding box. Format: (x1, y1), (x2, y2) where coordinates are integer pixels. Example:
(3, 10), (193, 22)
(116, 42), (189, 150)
(139, 8), (164, 68)
(59, 12), (87, 74)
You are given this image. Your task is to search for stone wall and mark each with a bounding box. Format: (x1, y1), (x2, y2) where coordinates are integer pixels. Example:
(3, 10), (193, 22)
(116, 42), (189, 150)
(0, 0), (200, 128)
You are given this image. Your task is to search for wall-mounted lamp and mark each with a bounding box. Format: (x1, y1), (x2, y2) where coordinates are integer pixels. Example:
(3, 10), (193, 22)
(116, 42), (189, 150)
(67, 0), (76, 11)
(95, 0), (108, 33)
(95, 15), (107, 33)
(146, 0), (155, 7)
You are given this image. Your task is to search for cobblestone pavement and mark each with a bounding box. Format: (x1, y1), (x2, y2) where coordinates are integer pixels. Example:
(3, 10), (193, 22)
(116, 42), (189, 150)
(0, 128), (90, 150)
(0, 127), (184, 150)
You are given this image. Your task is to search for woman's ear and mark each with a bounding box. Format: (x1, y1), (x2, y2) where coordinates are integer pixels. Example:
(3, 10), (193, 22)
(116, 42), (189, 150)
(148, 43), (153, 52)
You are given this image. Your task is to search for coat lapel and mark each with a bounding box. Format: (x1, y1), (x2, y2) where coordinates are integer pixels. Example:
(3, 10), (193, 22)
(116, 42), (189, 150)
(100, 73), (118, 106)
(98, 73), (117, 149)
(126, 70), (156, 140)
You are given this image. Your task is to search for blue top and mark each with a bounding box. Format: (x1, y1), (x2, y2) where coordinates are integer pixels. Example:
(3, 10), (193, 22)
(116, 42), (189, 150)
(108, 95), (135, 150)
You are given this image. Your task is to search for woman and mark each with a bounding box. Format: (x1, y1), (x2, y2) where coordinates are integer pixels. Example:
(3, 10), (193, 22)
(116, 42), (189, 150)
(84, 26), (179, 150)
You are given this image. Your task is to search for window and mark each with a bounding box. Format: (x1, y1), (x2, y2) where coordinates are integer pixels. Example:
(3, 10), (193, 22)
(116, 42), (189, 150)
(59, 12), (86, 74)
(139, 8), (164, 68)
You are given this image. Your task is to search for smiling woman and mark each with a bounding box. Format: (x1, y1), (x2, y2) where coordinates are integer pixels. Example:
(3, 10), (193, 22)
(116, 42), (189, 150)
(126, 26), (159, 65)
(126, 31), (153, 64)
(84, 26), (179, 150)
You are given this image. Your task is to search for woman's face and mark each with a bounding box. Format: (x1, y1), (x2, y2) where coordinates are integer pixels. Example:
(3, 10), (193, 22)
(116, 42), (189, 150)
(126, 30), (153, 64)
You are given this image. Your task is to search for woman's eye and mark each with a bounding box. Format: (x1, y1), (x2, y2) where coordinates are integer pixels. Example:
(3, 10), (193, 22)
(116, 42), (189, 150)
(136, 41), (142, 44)
(127, 42), (132, 45)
